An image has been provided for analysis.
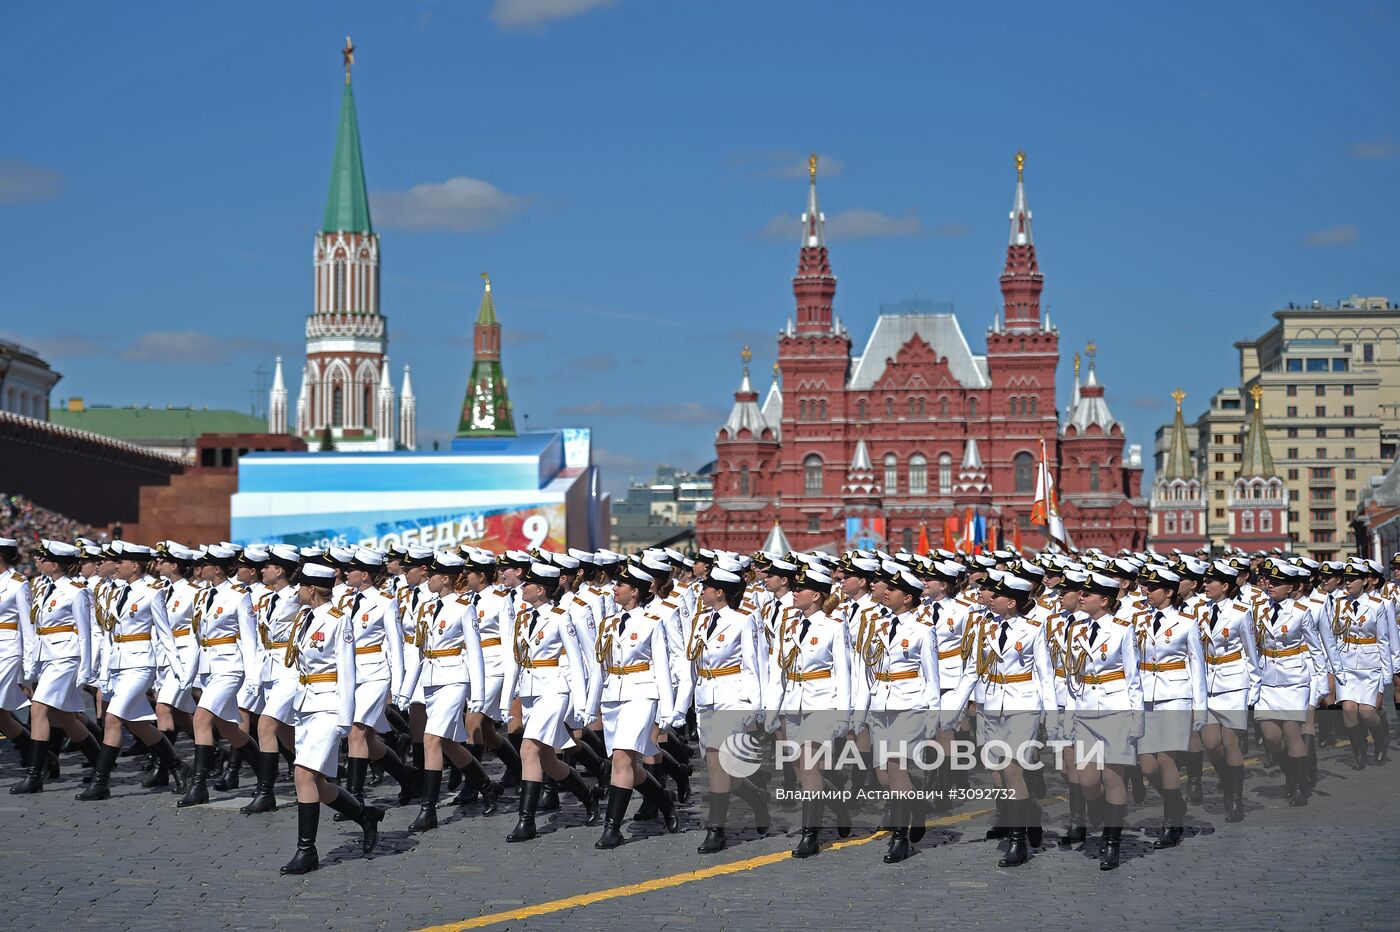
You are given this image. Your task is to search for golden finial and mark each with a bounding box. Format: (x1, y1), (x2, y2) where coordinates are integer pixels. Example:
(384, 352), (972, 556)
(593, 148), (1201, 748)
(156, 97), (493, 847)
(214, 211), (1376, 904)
(481, 271), (491, 292)
(1249, 383), (1264, 405)
(808, 153), (818, 182)
(1015, 150), (1025, 181)
(1073, 352), (1081, 379)
(741, 345), (752, 374)
(342, 36), (355, 85)
(772, 361), (780, 383)
(1171, 388), (1186, 413)
(1085, 340), (1097, 365)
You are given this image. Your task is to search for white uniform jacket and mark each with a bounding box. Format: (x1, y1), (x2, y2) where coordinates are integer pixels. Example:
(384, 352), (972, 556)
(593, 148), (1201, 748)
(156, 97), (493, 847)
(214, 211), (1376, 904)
(179, 580), (256, 691)
(0, 571), (34, 673)
(26, 576), (93, 681)
(288, 603), (356, 728)
(1198, 598), (1263, 701)
(501, 601), (587, 719)
(675, 605), (764, 712)
(101, 576), (177, 679)
(767, 610), (852, 714)
(589, 607), (677, 726)
(1255, 597), (1325, 704)
(942, 611), (1057, 723)
(400, 594), (486, 703)
(863, 609), (941, 712)
(1066, 611), (1145, 715)
(1134, 605), (1208, 712)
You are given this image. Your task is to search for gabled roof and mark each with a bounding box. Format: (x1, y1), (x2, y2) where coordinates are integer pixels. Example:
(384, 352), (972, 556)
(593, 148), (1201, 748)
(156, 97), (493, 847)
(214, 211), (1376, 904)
(848, 314), (989, 390)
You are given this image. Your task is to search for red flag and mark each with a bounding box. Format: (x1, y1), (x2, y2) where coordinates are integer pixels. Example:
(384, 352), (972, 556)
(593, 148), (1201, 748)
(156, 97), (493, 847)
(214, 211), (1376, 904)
(917, 522), (930, 555)
(1013, 522), (1023, 552)
(943, 514), (958, 552)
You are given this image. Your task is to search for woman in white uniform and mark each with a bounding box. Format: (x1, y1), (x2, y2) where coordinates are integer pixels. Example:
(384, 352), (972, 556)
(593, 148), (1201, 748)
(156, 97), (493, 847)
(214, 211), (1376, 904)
(11, 540), (103, 795)
(942, 571), (1056, 869)
(240, 545), (302, 814)
(338, 547), (420, 816)
(0, 538), (35, 763)
(675, 567), (768, 854)
(78, 544), (191, 800)
(399, 553), (499, 833)
(457, 549), (522, 791)
(1133, 564), (1207, 849)
(766, 566), (854, 860)
(151, 544), (201, 764)
(1253, 560), (1328, 805)
(279, 562), (383, 874)
(592, 564), (681, 849)
(175, 546), (261, 808)
(1333, 561), (1395, 770)
(863, 567), (939, 865)
(495, 561), (597, 841)
(1197, 559), (1262, 823)
(1048, 568), (1090, 847)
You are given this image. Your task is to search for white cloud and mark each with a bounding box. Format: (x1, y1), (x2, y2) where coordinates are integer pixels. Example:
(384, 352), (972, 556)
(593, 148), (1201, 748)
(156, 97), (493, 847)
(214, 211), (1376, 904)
(730, 150), (845, 180)
(1350, 139), (1396, 160)
(371, 177), (527, 233)
(0, 160), (63, 205)
(935, 221), (971, 238)
(555, 400), (726, 424)
(490, 0), (615, 31)
(756, 209), (922, 240)
(119, 330), (284, 362)
(1304, 224), (1359, 248)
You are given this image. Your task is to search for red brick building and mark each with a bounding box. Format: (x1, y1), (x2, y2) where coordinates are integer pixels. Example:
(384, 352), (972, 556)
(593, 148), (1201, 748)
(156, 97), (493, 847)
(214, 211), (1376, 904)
(696, 155), (1148, 554)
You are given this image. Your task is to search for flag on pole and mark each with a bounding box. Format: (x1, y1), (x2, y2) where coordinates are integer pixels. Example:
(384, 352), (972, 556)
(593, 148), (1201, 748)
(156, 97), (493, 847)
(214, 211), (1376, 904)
(960, 507), (976, 554)
(1030, 437), (1069, 549)
(943, 514), (958, 552)
(1013, 522), (1023, 552)
(917, 522), (930, 555)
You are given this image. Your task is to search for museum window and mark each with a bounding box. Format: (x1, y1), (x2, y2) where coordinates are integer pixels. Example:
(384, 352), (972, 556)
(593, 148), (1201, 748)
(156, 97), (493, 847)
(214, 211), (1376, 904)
(1089, 462), (1100, 491)
(803, 455), (823, 496)
(333, 258), (347, 311)
(856, 399), (867, 420)
(1165, 512), (1177, 534)
(1242, 510), (1254, 533)
(799, 400), (807, 419)
(332, 384), (345, 427)
(739, 465), (750, 497)
(902, 527), (914, 552)
(938, 453), (953, 494)
(909, 454), (928, 495)
(818, 400), (827, 420)
(1013, 451), (1035, 494)
(886, 397), (894, 418)
(1260, 510), (1272, 532)
(968, 397), (979, 419)
(883, 454), (898, 494)
(1182, 512), (1193, 533)
(939, 397), (949, 418)
(807, 514), (820, 533)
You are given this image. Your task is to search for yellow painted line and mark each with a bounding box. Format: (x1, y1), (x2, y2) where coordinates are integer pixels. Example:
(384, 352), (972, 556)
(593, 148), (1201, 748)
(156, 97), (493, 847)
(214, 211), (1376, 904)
(417, 805), (993, 932)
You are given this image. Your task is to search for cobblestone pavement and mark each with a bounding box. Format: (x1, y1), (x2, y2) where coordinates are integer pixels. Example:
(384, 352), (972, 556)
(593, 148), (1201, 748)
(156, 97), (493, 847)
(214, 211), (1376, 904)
(1, 738), (1397, 932)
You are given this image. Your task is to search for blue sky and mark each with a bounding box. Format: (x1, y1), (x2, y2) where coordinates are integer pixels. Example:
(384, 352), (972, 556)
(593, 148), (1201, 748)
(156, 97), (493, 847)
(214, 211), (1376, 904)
(3, 2), (1398, 495)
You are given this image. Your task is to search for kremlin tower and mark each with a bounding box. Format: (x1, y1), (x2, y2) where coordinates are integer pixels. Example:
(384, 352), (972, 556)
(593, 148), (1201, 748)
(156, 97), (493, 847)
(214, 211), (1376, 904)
(457, 274), (516, 438)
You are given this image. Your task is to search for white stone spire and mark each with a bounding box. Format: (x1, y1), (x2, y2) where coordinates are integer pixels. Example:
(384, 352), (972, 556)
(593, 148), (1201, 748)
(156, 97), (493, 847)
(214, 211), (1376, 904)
(1009, 151), (1034, 247)
(375, 356), (396, 445)
(850, 438), (873, 472)
(294, 364), (308, 436)
(399, 365), (416, 451)
(961, 437), (984, 470)
(268, 356), (288, 434)
(800, 153), (826, 249)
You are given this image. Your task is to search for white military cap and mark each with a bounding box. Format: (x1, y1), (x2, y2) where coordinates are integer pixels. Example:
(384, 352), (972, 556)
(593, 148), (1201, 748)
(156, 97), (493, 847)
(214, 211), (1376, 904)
(298, 563), (336, 586)
(40, 540), (81, 559)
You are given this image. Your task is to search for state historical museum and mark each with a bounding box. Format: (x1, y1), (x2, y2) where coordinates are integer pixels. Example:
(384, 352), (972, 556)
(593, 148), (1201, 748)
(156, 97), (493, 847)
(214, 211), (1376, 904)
(696, 155), (1148, 554)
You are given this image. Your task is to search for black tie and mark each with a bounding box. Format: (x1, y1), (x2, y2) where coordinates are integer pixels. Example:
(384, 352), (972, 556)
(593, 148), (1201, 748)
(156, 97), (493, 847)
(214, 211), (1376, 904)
(527, 608), (539, 636)
(268, 592), (280, 616)
(1209, 605), (1220, 627)
(998, 620), (1009, 650)
(114, 586), (130, 617)
(1152, 610), (1163, 635)
(888, 615), (899, 643)
(798, 617), (811, 643)
(431, 601), (444, 626)
(1089, 621), (1101, 645)
(410, 588), (420, 615)
(705, 611), (718, 639)
(618, 611), (629, 636)
(350, 592), (364, 618)
(930, 603), (942, 625)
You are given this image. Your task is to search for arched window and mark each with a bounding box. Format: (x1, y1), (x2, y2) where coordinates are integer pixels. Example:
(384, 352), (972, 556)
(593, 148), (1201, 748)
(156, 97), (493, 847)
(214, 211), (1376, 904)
(917, 398), (926, 417)
(1089, 462), (1101, 491)
(363, 384), (373, 429)
(1012, 398), (1021, 416)
(886, 397), (894, 417)
(1013, 451), (1035, 494)
(857, 399), (867, 420)
(1029, 397), (1038, 416)
(799, 400), (807, 420)
(739, 465), (750, 497)
(1260, 510), (1273, 532)
(818, 400), (827, 420)
(332, 384), (345, 427)
(938, 453), (953, 494)
(1241, 510), (1255, 533)
(909, 454), (928, 495)
(1165, 512), (1177, 534)
(939, 397), (949, 418)
(902, 527), (915, 552)
(1182, 512), (1193, 533)
(334, 258), (347, 312)
(969, 397), (979, 419)
(908, 398), (916, 417)
(804, 455), (823, 496)
(883, 454), (898, 494)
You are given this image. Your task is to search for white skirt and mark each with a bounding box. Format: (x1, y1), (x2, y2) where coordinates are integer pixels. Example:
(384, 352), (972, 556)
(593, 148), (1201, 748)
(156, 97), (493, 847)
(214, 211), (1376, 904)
(1138, 699), (1193, 754)
(294, 708), (341, 777)
(197, 672), (244, 724)
(1337, 665), (1385, 706)
(155, 667), (196, 714)
(1072, 710), (1138, 766)
(423, 683), (468, 742)
(603, 698), (658, 756)
(240, 679), (267, 715)
(1207, 688), (1248, 730)
(522, 693), (575, 751)
(476, 673), (505, 722)
(1256, 682), (1309, 722)
(782, 710), (847, 747)
(978, 710), (1041, 767)
(0, 655), (28, 711)
(353, 677), (391, 732)
(31, 657), (86, 713)
(869, 709), (928, 749)
(106, 667), (156, 723)
(260, 669), (299, 725)
(696, 702), (753, 751)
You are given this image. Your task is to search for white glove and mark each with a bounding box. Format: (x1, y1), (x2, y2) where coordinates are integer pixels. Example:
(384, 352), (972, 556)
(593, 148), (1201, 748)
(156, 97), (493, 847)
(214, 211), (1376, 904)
(763, 712), (783, 735)
(499, 706), (514, 727)
(337, 722), (353, 738)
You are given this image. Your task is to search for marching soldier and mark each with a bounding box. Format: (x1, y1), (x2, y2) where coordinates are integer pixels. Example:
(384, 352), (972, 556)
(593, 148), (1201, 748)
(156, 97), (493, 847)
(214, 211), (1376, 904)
(1198, 559), (1263, 823)
(1333, 560), (1395, 769)
(241, 544), (302, 814)
(0, 538), (34, 761)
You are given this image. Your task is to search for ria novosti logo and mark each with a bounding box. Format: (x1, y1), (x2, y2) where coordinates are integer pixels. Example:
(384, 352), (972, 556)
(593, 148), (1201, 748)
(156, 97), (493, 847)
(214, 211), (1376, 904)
(717, 733), (766, 778)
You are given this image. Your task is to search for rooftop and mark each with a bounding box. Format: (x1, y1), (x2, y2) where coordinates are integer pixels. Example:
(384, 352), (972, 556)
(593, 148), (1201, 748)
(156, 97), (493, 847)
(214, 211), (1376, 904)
(49, 404), (267, 441)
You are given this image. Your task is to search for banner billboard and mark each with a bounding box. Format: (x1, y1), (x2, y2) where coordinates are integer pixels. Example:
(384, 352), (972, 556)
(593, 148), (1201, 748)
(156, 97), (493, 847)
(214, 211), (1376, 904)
(251, 501), (566, 552)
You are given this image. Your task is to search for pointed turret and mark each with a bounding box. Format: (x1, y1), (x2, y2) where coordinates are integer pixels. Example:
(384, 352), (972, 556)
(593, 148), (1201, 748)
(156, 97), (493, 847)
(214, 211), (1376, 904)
(721, 346), (769, 440)
(1239, 384), (1275, 478)
(842, 435), (881, 501)
(322, 38), (372, 235)
(760, 362), (783, 441)
(999, 150), (1044, 331)
(457, 274), (516, 438)
(399, 365), (416, 451)
(1065, 343), (1119, 435)
(269, 356), (288, 434)
(375, 356), (395, 443)
(1163, 389), (1194, 480)
(954, 437), (991, 500)
(295, 364), (308, 436)
(793, 154), (836, 335)
(760, 518), (793, 558)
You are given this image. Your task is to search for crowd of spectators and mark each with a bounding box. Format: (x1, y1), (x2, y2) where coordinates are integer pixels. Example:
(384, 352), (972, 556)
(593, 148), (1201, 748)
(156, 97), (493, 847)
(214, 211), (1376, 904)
(0, 494), (99, 574)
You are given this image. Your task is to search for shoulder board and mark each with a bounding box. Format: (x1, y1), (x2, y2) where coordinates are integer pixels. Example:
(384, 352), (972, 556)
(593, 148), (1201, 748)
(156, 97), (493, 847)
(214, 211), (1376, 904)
(1368, 594), (1385, 604)
(661, 599), (677, 609)
(954, 596), (974, 607)
(493, 585), (509, 595)
(572, 595), (588, 606)
(1113, 617), (1132, 627)
(516, 608), (530, 620)
(1292, 600), (1309, 610)
(1025, 618), (1042, 627)
(588, 585), (604, 595)
(150, 578), (169, 590)
(10, 571), (22, 582)
(71, 579), (87, 588)
(379, 586), (394, 597)
(1131, 609), (1151, 620)
(1231, 601), (1246, 611)
(550, 606), (566, 615)
(233, 584), (249, 593)
(740, 601), (756, 612)
(328, 608), (345, 618)
(457, 596), (472, 605)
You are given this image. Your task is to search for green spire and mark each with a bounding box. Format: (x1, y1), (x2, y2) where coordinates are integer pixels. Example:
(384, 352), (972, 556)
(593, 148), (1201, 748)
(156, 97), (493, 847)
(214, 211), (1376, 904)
(1163, 389), (1193, 480)
(1240, 384), (1275, 478)
(321, 80), (373, 234)
(457, 275), (516, 438)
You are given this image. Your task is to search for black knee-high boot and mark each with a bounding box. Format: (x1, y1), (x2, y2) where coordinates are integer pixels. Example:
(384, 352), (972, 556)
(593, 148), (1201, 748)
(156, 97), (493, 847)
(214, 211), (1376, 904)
(178, 745), (214, 807)
(658, 746), (692, 804)
(1154, 788), (1185, 848)
(451, 757), (501, 814)
(636, 771), (680, 833)
(280, 802), (321, 874)
(454, 744), (485, 805)
(9, 732), (50, 794)
(378, 747), (421, 805)
(633, 762), (662, 821)
(1059, 783), (1086, 846)
(730, 777), (771, 833)
(335, 758), (369, 821)
(697, 791), (730, 853)
(985, 798), (1009, 839)
(792, 797), (823, 858)
(998, 799), (1029, 868)
(216, 741), (259, 793)
(1099, 803), (1125, 870)
(508, 781), (544, 842)
(1371, 717), (1390, 764)
(1350, 723), (1368, 770)
(501, 732), (524, 787)
(241, 751), (280, 814)
(558, 768), (600, 825)
(1286, 754), (1310, 806)
(1225, 764), (1245, 823)
(326, 784), (384, 853)
(75, 743), (119, 801)
(409, 768), (442, 832)
(884, 796), (912, 864)
(595, 785), (632, 849)
(1184, 749), (1204, 804)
